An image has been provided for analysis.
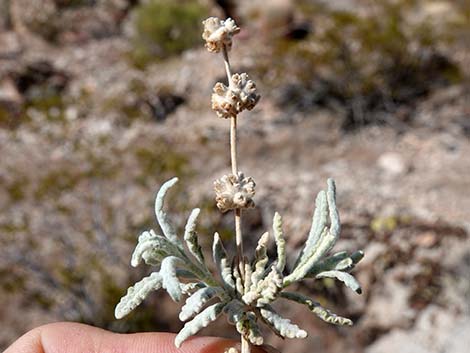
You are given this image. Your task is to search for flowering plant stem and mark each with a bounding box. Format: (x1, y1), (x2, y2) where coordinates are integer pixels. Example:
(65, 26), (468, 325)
(224, 44), (250, 353)
(115, 16), (363, 353)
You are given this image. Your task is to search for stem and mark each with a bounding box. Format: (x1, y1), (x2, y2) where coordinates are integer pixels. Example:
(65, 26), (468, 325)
(222, 46), (233, 87)
(230, 116), (238, 175)
(222, 44), (250, 353)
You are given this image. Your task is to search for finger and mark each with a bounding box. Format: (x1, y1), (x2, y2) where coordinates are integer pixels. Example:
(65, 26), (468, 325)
(4, 322), (270, 353)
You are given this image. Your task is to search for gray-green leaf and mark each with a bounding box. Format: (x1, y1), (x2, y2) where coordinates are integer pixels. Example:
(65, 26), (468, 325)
(114, 272), (162, 319)
(260, 306), (307, 339)
(280, 291), (353, 326)
(154, 177), (181, 245)
(161, 256), (184, 301)
(184, 208), (205, 264)
(175, 302), (226, 347)
(179, 286), (222, 321)
(273, 213), (286, 273)
(316, 270), (362, 294)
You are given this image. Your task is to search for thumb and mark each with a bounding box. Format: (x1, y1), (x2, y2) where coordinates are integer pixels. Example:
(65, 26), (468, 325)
(4, 322), (272, 353)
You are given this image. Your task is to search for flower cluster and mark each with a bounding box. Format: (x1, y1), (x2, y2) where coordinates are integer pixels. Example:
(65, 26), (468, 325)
(214, 172), (256, 212)
(202, 17), (240, 53)
(211, 73), (260, 119)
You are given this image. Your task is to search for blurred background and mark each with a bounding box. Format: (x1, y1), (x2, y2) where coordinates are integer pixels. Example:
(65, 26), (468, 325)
(0, 0), (469, 352)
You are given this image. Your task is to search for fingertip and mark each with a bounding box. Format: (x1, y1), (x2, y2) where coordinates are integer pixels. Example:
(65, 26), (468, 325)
(4, 322), (275, 353)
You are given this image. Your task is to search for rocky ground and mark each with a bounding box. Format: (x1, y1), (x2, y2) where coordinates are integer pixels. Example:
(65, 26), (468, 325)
(0, 1), (469, 352)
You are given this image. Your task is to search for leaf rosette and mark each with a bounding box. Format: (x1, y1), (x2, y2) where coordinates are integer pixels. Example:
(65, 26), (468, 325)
(115, 178), (363, 347)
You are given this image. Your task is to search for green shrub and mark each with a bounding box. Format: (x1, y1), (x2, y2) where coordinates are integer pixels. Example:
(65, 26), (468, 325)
(130, 0), (208, 68)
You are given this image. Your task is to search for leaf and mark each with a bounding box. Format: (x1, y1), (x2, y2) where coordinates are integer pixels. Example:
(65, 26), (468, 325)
(256, 266), (283, 306)
(285, 179), (342, 286)
(341, 250), (364, 271)
(154, 177), (181, 245)
(316, 270), (362, 294)
(184, 208), (205, 264)
(213, 233), (235, 290)
(250, 232), (269, 289)
(131, 230), (179, 267)
(179, 286), (222, 321)
(160, 256), (185, 301)
(233, 262), (244, 296)
(244, 265), (283, 306)
(306, 250), (364, 277)
(175, 302), (226, 348)
(236, 311), (264, 346)
(180, 282), (206, 295)
(305, 251), (349, 277)
(244, 263), (253, 295)
(114, 272), (162, 319)
(273, 213), (286, 273)
(280, 292), (353, 326)
(220, 257), (236, 290)
(295, 190), (327, 268)
(224, 299), (245, 324)
(260, 306), (307, 339)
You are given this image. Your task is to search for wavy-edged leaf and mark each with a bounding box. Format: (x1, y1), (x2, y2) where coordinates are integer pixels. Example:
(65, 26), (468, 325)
(175, 302), (226, 347)
(250, 232), (269, 289)
(154, 177), (181, 245)
(316, 270), (362, 294)
(256, 266), (283, 306)
(179, 286), (223, 321)
(280, 292), (353, 326)
(114, 272), (162, 319)
(180, 282), (206, 295)
(213, 232), (235, 290)
(220, 257), (235, 290)
(131, 230), (179, 267)
(233, 262), (244, 296)
(244, 263), (253, 295)
(184, 208), (205, 264)
(260, 306), (307, 339)
(160, 256), (184, 301)
(244, 265), (283, 306)
(273, 213), (286, 273)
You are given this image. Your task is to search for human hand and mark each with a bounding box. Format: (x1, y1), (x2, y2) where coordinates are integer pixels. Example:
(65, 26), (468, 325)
(4, 322), (273, 353)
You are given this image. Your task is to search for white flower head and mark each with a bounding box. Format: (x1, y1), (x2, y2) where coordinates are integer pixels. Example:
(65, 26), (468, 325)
(211, 73), (260, 119)
(202, 17), (240, 53)
(214, 172), (256, 212)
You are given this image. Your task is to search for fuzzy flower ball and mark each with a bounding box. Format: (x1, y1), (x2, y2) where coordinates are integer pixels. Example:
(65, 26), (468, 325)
(214, 172), (256, 212)
(202, 17), (240, 53)
(212, 73), (260, 119)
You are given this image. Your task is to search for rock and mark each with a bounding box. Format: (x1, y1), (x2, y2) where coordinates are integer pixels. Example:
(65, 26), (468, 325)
(362, 266), (415, 329)
(377, 152), (409, 176)
(366, 306), (470, 353)
(366, 330), (428, 353)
